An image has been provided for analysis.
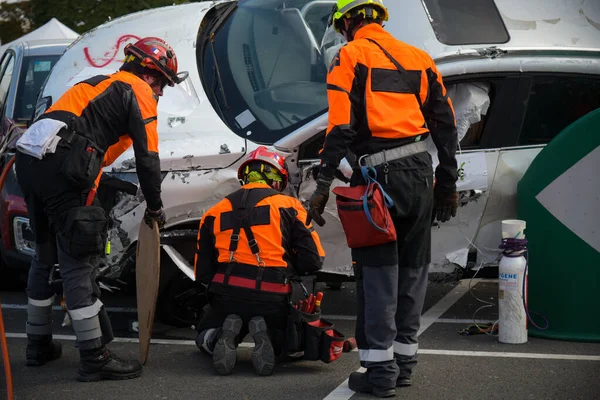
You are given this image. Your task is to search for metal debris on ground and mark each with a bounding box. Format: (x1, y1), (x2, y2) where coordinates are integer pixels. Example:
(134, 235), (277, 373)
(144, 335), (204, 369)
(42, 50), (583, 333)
(458, 323), (498, 336)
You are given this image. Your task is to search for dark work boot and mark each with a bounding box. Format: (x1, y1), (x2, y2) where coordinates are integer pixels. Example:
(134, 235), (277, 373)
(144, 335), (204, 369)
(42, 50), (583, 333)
(248, 316), (275, 376)
(397, 376), (412, 387)
(78, 347), (142, 382)
(212, 314), (242, 375)
(348, 371), (396, 398)
(26, 335), (62, 367)
(195, 327), (220, 356)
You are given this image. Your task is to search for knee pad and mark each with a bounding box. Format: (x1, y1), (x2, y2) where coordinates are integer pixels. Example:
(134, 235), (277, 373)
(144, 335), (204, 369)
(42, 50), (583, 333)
(60, 206), (108, 260)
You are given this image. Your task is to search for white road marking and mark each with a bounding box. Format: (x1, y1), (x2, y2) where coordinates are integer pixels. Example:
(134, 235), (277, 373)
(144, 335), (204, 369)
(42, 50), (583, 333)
(5, 333), (599, 361)
(418, 349), (600, 361)
(435, 318), (494, 324)
(322, 315), (357, 321)
(4, 332), (256, 348)
(323, 279), (479, 400)
(1, 309), (491, 326)
(1, 304), (138, 313)
(418, 279), (479, 336)
(0, 305), (493, 326)
(323, 367), (367, 400)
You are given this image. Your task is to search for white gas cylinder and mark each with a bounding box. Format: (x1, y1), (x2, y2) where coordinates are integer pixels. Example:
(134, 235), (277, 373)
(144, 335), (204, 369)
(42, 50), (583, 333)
(498, 220), (528, 344)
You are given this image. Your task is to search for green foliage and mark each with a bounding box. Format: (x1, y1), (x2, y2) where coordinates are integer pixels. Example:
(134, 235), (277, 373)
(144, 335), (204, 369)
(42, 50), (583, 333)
(28, 0), (191, 34)
(0, 1), (33, 44)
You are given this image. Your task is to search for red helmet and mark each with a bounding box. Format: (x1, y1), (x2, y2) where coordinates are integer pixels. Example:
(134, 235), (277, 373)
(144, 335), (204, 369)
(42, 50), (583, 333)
(123, 37), (188, 86)
(238, 146), (289, 191)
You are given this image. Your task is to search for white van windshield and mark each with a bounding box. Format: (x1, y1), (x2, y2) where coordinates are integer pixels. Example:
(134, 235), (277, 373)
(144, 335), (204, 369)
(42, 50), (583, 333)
(198, 0), (338, 145)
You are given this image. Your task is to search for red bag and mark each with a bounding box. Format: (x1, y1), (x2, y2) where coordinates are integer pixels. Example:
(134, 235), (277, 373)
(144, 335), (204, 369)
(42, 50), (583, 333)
(320, 327), (345, 363)
(332, 167), (396, 248)
(303, 319), (345, 363)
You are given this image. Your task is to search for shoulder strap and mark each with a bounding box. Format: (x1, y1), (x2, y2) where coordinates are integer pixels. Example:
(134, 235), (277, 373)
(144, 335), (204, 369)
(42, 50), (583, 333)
(224, 187), (279, 289)
(225, 187), (279, 259)
(365, 38), (424, 110)
(360, 166), (394, 233)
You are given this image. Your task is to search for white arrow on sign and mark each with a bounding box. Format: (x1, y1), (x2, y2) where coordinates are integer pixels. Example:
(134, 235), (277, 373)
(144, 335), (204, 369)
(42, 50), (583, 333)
(535, 144), (600, 254)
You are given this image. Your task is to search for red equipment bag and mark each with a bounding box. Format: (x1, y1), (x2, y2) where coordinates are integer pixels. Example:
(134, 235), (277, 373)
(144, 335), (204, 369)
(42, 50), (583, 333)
(303, 319), (345, 363)
(320, 326), (345, 363)
(332, 166), (396, 248)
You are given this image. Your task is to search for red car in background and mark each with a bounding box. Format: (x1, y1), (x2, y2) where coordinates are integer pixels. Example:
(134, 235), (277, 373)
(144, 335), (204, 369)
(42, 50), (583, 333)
(0, 39), (73, 280)
(0, 116), (29, 281)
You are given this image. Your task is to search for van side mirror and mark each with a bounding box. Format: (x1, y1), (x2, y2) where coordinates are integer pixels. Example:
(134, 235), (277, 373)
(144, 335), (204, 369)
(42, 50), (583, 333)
(31, 96), (52, 126)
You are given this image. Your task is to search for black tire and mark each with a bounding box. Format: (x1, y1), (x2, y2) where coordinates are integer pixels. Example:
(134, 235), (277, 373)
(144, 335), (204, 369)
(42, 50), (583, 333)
(156, 270), (208, 328)
(0, 252), (26, 291)
(326, 282), (343, 290)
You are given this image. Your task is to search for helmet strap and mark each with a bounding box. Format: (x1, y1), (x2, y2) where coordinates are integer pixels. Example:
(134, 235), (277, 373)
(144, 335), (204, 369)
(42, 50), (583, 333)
(340, 5), (383, 40)
(243, 163), (280, 190)
(344, 18), (364, 41)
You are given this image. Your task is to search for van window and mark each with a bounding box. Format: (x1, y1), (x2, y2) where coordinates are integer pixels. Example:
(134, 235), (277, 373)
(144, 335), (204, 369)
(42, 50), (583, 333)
(0, 54), (15, 114)
(518, 76), (600, 146)
(421, 0), (510, 45)
(446, 82), (493, 150)
(14, 55), (60, 123)
(199, 0), (330, 145)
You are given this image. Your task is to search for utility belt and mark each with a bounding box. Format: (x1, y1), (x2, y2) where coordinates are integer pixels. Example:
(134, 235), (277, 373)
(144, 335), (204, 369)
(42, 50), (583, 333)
(285, 288), (345, 364)
(57, 128), (105, 190)
(358, 138), (428, 168)
(211, 262), (292, 295)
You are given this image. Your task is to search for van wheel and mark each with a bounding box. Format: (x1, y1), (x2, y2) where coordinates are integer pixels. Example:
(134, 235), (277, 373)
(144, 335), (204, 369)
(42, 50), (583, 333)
(157, 272), (207, 328)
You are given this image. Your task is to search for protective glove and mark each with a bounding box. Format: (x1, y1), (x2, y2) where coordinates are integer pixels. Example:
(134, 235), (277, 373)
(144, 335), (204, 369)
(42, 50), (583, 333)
(309, 164), (350, 184)
(144, 207), (166, 229)
(432, 187), (458, 223)
(306, 176), (333, 227)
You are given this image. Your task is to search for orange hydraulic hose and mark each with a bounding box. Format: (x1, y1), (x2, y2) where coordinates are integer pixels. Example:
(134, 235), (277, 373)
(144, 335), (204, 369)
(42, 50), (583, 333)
(0, 156), (17, 400)
(0, 155), (16, 194)
(0, 298), (14, 400)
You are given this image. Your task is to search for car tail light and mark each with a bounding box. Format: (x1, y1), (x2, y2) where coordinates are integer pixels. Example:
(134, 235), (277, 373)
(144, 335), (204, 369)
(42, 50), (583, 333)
(13, 216), (35, 256)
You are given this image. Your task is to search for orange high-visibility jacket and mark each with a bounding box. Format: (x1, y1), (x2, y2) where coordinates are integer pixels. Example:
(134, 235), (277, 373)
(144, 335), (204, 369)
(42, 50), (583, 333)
(194, 183), (325, 302)
(320, 23), (458, 190)
(40, 70), (162, 209)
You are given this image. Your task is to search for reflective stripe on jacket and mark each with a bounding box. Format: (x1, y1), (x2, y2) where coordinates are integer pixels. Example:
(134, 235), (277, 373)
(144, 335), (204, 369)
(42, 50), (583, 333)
(40, 70), (162, 209)
(320, 23), (458, 190)
(194, 182), (325, 302)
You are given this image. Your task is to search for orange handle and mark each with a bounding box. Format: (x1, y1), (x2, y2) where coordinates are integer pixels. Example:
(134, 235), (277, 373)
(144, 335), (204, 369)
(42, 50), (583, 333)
(313, 292), (324, 313)
(0, 155), (16, 195)
(0, 299), (14, 400)
(85, 187), (97, 206)
(305, 294), (313, 312)
(315, 292), (324, 305)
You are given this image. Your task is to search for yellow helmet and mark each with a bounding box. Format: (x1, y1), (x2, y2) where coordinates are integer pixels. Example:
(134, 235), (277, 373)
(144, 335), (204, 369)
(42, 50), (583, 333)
(329, 0), (389, 33)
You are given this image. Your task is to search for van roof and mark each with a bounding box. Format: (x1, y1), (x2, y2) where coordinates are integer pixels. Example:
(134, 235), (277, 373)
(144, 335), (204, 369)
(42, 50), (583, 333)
(385, 0), (600, 60)
(8, 39), (73, 57)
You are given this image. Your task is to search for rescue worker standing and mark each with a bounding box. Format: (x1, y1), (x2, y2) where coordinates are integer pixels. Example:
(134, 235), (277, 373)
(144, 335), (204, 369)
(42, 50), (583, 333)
(14, 37), (187, 381)
(307, 1), (459, 397)
(194, 146), (325, 376)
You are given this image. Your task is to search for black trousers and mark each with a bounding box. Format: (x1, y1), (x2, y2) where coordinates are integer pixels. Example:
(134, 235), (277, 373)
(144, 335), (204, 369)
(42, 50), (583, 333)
(15, 148), (112, 351)
(195, 294), (289, 355)
(350, 151), (433, 388)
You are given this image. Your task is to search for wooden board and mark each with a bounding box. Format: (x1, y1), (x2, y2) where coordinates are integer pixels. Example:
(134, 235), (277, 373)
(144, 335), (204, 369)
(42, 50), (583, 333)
(135, 219), (161, 365)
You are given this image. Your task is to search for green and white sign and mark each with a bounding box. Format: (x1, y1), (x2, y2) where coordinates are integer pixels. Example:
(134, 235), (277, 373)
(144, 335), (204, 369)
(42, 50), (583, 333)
(518, 108), (600, 342)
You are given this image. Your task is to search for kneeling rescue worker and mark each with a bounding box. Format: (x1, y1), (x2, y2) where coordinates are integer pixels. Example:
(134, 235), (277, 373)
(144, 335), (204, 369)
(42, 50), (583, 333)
(194, 146), (325, 376)
(14, 37), (188, 381)
(307, 0), (459, 397)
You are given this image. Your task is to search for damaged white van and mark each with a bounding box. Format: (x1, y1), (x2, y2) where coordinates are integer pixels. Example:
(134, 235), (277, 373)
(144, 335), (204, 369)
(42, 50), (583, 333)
(28, 0), (600, 325)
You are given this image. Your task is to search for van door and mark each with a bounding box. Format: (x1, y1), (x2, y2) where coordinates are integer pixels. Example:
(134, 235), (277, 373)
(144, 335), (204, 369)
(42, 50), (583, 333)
(0, 52), (15, 119)
(475, 73), (600, 260)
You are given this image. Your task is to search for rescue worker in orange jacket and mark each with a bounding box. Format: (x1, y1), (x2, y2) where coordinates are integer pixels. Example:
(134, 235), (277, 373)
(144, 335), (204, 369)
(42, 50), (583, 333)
(194, 146), (325, 376)
(307, 0), (459, 397)
(14, 37), (188, 382)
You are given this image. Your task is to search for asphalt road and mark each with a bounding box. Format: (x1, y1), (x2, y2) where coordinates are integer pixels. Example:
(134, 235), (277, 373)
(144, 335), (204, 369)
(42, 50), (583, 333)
(1, 279), (599, 400)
